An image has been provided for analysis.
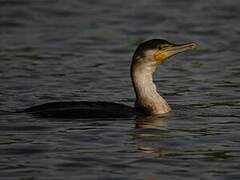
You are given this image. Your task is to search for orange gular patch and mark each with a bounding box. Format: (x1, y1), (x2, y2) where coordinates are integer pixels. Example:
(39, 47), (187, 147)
(153, 50), (168, 64)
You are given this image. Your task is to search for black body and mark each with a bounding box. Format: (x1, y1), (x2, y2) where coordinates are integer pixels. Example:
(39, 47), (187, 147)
(22, 101), (139, 119)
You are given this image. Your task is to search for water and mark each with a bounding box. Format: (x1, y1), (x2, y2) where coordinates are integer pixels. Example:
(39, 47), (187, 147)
(0, 0), (239, 179)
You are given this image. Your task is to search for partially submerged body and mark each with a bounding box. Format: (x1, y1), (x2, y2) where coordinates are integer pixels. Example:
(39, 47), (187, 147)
(22, 39), (196, 118)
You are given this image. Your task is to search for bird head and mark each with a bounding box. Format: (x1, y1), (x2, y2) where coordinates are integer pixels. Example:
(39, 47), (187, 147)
(132, 39), (197, 65)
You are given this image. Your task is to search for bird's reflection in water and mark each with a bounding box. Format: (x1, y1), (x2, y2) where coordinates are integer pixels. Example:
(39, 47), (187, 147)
(138, 146), (169, 158)
(135, 113), (171, 129)
(134, 113), (172, 157)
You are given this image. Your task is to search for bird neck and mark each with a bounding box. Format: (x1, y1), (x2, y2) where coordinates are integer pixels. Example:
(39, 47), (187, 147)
(131, 60), (171, 115)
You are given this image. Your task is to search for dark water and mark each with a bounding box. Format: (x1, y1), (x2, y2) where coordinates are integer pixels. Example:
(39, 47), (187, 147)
(0, 0), (240, 179)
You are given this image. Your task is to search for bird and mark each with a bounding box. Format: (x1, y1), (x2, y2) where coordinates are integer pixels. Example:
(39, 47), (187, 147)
(22, 39), (197, 119)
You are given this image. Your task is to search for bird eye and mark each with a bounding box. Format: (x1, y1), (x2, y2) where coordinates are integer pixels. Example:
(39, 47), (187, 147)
(158, 44), (169, 49)
(157, 44), (171, 50)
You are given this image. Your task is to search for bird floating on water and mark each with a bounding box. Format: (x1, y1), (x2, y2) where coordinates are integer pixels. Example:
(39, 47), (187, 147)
(22, 39), (197, 118)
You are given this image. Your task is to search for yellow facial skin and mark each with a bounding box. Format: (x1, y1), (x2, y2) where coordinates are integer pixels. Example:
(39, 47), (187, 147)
(153, 50), (168, 64)
(153, 42), (197, 64)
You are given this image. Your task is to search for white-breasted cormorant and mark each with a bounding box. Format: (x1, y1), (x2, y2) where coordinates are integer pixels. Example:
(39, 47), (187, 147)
(22, 39), (196, 118)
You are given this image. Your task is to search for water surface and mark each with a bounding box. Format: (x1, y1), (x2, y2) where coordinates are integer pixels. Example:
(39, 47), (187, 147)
(0, 0), (240, 179)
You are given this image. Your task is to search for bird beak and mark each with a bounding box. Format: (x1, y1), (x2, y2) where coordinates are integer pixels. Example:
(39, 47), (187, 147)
(154, 42), (197, 64)
(165, 42), (197, 56)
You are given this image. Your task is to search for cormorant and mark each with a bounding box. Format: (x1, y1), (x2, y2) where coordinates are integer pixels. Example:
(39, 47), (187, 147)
(22, 39), (196, 118)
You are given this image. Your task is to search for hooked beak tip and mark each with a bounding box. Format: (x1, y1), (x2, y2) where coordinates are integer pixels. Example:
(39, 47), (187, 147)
(188, 42), (198, 49)
(178, 42), (198, 50)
